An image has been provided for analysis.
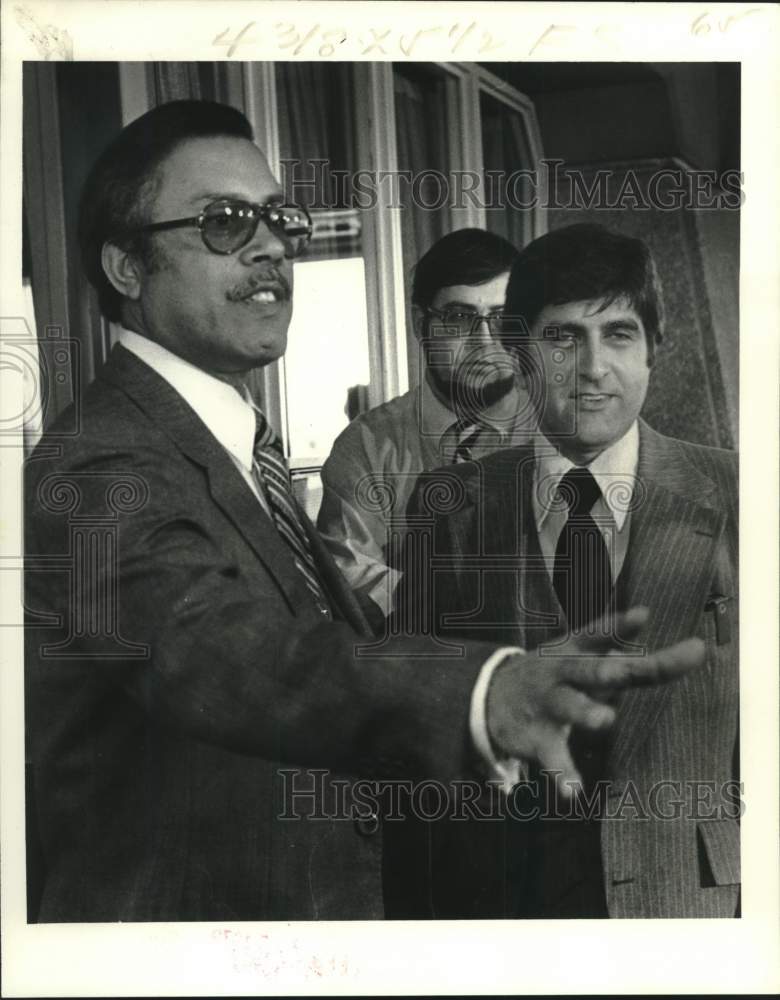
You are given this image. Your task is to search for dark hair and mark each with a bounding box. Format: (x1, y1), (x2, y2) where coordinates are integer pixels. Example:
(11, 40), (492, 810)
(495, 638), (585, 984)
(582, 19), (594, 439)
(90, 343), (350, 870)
(504, 223), (664, 363)
(411, 228), (520, 310)
(78, 100), (254, 322)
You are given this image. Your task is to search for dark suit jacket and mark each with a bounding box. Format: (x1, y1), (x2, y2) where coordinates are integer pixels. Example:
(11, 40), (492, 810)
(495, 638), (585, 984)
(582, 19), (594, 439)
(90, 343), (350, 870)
(392, 421), (739, 919)
(24, 345), (495, 922)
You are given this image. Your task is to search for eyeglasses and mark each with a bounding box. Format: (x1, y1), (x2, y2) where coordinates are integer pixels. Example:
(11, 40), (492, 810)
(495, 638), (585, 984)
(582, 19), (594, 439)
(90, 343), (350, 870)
(425, 306), (507, 336)
(110, 198), (313, 258)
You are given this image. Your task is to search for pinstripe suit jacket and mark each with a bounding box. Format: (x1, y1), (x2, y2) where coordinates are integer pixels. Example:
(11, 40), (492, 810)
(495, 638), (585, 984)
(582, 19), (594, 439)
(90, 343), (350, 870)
(24, 345), (495, 922)
(398, 420), (739, 919)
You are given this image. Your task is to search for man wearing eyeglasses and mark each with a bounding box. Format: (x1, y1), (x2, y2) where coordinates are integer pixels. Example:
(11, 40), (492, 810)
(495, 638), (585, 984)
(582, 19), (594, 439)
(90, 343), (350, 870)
(24, 100), (703, 923)
(318, 228), (535, 630)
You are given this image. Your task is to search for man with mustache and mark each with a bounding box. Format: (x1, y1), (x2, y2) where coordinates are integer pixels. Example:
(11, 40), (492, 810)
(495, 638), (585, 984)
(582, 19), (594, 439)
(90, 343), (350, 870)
(24, 103), (704, 922)
(395, 223), (739, 918)
(318, 228), (534, 630)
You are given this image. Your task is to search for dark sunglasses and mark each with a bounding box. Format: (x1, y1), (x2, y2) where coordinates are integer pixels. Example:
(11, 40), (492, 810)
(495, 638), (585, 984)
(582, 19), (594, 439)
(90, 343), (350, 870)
(110, 198), (313, 257)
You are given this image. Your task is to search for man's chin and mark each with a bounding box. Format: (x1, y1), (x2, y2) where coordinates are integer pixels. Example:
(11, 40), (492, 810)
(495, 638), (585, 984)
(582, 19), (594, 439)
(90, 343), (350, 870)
(453, 371), (517, 410)
(245, 328), (288, 369)
(541, 419), (629, 463)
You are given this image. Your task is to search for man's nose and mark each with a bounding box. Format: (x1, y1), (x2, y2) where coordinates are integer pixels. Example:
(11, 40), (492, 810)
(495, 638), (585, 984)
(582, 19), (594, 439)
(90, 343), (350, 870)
(472, 316), (495, 344)
(578, 338), (609, 380)
(238, 221), (288, 265)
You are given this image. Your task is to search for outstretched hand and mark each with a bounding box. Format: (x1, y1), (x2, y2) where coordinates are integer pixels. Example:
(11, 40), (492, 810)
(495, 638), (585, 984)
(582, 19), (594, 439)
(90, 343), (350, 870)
(485, 607), (704, 797)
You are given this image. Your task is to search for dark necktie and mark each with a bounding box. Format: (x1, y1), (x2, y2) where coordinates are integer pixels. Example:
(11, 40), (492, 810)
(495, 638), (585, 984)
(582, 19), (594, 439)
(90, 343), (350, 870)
(252, 411), (331, 616)
(522, 467), (612, 917)
(552, 467), (613, 633)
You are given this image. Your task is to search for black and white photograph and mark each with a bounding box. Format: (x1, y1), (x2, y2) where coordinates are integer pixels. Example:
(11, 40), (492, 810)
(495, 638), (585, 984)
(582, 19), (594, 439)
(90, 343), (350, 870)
(2, 1), (778, 996)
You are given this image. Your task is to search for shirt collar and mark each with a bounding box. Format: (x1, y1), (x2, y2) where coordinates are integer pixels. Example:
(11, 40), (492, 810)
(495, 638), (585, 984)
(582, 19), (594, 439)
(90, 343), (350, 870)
(533, 421), (640, 531)
(118, 327), (257, 473)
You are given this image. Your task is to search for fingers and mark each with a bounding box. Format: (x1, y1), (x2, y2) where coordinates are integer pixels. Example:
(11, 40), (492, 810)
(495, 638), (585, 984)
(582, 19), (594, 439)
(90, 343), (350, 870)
(565, 606), (650, 653)
(561, 636), (704, 690)
(626, 637), (705, 685)
(546, 686), (616, 731)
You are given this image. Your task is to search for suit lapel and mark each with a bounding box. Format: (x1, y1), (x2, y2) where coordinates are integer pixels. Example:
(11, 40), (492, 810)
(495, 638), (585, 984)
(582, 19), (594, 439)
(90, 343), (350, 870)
(433, 457), (518, 640)
(101, 346), (309, 612)
(608, 422), (725, 770)
(511, 453), (563, 649)
(481, 454), (528, 642)
(301, 515), (373, 635)
(444, 449), (559, 646)
(205, 470), (309, 608)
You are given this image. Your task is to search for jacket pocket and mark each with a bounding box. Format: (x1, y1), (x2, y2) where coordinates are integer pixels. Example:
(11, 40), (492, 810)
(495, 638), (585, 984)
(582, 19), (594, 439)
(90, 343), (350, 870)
(703, 594), (734, 647)
(697, 818), (740, 886)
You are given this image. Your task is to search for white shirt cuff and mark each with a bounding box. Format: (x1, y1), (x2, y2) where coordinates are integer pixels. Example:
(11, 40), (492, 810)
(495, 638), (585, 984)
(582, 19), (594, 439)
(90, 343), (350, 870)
(469, 646), (524, 795)
(366, 566), (401, 617)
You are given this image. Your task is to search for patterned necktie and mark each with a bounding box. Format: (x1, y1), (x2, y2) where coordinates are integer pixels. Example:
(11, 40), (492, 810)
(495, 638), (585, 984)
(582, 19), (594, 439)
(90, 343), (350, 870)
(252, 411), (331, 616)
(451, 419), (483, 463)
(552, 467), (613, 632)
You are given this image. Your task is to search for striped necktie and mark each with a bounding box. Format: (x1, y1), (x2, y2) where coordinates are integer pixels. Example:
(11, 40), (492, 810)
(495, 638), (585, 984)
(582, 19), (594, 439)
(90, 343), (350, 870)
(450, 419), (484, 463)
(252, 411), (331, 617)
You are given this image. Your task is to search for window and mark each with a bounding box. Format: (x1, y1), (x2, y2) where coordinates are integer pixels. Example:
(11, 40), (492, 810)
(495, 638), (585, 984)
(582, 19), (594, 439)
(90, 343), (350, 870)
(392, 64), (463, 387)
(275, 63), (373, 517)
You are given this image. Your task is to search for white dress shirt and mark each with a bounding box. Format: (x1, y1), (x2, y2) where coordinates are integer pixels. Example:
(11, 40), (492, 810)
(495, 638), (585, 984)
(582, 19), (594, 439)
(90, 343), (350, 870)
(533, 422), (639, 581)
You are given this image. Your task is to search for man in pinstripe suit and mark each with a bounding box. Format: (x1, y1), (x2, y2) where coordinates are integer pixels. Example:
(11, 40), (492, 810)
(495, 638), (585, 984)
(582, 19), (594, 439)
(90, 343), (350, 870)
(393, 224), (739, 918)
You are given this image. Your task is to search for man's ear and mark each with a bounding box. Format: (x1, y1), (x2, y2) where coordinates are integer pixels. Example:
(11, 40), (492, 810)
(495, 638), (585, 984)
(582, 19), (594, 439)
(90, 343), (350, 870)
(646, 335), (657, 369)
(411, 305), (427, 341)
(101, 242), (143, 302)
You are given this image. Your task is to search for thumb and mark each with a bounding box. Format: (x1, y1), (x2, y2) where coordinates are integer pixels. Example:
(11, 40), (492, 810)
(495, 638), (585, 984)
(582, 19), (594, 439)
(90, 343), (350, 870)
(537, 730), (583, 801)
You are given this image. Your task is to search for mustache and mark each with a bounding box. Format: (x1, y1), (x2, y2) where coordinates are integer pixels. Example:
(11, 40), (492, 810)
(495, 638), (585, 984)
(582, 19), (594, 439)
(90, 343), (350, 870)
(226, 267), (291, 302)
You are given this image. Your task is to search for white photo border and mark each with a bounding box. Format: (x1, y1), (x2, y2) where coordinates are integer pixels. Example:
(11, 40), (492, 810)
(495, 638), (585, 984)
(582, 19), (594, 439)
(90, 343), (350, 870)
(2, 1), (778, 995)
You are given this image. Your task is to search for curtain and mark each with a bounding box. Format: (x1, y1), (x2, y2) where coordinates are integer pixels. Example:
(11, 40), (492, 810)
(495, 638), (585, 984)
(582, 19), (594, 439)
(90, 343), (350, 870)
(393, 67), (451, 387)
(275, 63), (359, 261)
(149, 62), (221, 105)
(393, 69), (450, 274)
(480, 93), (536, 251)
(277, 64), (333, 208)
(23, 63), (76, 428)
(23, 63), (125, 431)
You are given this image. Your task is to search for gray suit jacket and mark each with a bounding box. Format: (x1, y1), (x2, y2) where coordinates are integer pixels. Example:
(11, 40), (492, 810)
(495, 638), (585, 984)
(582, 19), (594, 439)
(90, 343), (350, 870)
(25, 345), (494, 922)
(394, 421), (739, 918)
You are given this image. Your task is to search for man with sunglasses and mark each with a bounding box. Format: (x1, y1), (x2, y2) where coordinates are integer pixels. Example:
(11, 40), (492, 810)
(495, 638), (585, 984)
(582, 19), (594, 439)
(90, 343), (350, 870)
(318, 229), (535, 630)
(24, 100), (703, 923)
